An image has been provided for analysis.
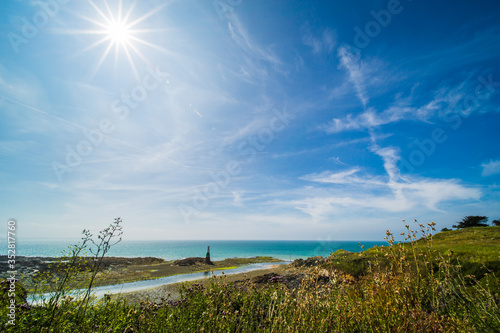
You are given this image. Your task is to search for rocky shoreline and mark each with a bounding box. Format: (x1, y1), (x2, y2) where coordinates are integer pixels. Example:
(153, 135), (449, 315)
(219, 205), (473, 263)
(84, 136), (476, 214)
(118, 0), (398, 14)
(0, 255), (283, 289)
(111, 255), (338, 304)
(2, 254), (341, 305)
(0, 255), (165, 279)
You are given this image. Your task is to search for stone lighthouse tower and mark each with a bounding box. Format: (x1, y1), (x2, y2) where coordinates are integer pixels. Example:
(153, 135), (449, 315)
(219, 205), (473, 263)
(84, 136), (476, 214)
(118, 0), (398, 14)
(205, 245), (212, 264)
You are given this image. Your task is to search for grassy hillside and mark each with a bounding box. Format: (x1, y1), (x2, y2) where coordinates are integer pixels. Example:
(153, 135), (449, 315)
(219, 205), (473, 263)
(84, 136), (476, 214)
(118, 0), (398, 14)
(429, 226), (500, 263)
(326, 226), (500, 280)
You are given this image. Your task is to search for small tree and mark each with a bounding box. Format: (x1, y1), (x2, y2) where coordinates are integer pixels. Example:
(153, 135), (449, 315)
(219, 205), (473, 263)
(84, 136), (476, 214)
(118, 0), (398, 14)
(441, 227), (452, 232)
(78, 217), (123, 319)
(41, 217), (123, 331)
(493, 219), (500, 226)
(452, 216), (489, 229)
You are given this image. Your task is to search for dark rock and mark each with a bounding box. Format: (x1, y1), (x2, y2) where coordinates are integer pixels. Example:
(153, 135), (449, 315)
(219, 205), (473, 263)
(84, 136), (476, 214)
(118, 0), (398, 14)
(283, 273), (305, 289)
(291, 256), (325, 267)
(250, 273), (280, 284)
(173, 257), (206, 266)
(250, 273), (306, 290)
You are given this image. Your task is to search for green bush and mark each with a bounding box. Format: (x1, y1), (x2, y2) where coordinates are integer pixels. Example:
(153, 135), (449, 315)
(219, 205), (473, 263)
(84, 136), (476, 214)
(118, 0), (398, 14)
(0, 280), (27, 307)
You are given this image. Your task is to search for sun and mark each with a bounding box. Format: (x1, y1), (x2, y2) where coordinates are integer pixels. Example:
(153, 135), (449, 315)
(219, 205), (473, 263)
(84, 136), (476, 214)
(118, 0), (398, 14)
(72, 0), (169, 79)
(105, 20), (132, 46)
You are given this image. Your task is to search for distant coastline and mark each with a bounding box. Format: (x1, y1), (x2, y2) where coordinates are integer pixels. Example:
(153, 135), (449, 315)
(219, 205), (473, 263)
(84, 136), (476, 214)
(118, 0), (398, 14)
(11, 239), (387, 260)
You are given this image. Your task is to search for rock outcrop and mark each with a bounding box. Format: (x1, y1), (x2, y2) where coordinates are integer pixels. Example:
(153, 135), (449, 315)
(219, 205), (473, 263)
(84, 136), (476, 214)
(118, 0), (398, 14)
(173, 257), (206, 266)
(291, 256), (326, 267)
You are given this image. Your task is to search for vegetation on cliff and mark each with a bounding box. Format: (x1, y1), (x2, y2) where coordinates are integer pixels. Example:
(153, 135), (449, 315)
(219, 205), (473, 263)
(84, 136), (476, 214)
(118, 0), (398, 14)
(1, 220), (499, 332)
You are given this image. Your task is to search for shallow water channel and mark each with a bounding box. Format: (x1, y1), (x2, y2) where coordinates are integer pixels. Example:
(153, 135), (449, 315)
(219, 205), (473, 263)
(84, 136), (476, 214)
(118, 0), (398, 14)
(29, 261), (289, 304)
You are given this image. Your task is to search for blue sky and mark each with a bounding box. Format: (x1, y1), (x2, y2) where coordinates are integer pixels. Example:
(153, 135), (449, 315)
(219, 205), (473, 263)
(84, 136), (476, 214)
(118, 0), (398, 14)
(1, 0), (499, 242)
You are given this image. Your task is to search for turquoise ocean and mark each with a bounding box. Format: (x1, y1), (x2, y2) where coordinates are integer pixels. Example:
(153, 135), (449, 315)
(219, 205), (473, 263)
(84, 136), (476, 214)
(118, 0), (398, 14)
(12, 240), (387, 261)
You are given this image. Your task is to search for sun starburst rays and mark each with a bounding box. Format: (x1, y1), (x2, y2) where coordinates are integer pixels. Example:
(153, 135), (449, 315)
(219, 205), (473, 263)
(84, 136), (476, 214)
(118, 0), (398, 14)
(66, 0), (170, 81)
(106, 21), (131, 44)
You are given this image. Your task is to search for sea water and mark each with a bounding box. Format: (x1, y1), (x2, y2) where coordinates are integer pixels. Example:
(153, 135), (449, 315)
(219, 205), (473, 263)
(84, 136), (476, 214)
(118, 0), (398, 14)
(11, 240), (386, 260)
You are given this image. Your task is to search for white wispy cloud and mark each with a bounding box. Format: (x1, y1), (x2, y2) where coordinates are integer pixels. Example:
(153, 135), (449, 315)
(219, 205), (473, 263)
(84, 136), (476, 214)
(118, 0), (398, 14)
(300, 168), (385, 187)
(325, 107), (400, 133)
(391, 180), (480, 211)
(0, 64), (62, 136)
(0, 140), (39, 156)
(337, 45), (369, 108)
(482, 160), (500, 176)
(287, 174), (480, 220)
(232, 191), (244, 206)
(302, 26), (337, 54)
(226, 12), (281, 65)
(287, 142), (481, 220)
(369, 142), (402, 183)
(0, 64), (43, 104)
(288, 195), (362, 220)
(324, 74), (493, 133)
(330, 156), (348, 165)
(221, 114), (273, 146)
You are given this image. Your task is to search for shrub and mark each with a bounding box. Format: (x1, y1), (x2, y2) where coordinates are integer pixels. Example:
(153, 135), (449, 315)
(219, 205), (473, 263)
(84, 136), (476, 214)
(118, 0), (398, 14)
(453, 216), (489, 229)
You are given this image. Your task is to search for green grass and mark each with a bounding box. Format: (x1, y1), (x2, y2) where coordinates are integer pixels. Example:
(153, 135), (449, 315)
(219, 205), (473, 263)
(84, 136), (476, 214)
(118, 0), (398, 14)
(326, 226), (500, 279)
(1, 222), (499, 332)
(429, 226), (500, 262)
(192, 265), (238, 273)
(224, 256), (283, 264)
